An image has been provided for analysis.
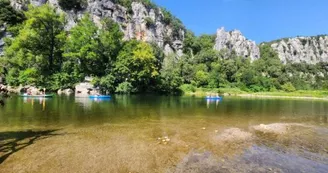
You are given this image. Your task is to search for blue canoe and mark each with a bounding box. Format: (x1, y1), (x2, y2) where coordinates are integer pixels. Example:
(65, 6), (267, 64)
(206, 96), (222, 100)
(89, 95), (111, 99)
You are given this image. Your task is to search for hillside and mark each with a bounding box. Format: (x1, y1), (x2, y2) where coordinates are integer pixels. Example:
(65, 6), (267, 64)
(1, 0), (186, 56)
(1, 0), (328, 94)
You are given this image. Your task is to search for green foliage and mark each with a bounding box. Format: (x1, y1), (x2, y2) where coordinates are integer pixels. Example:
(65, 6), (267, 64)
(158, 54), (183, 93)
(183, 32), (216, 56)
(116, 81), (134, 94)
(114, 40), (159, 92)
(281, 82), (296, 92)
(4, 4), (66, 88)
(93, 74), (116, 93)
(180, 84), (196, 93)
(194, 70), (209, 87)
(0, 0), (25, 26)
(64, 14), (101, 76)
(18, 68), (39, 85)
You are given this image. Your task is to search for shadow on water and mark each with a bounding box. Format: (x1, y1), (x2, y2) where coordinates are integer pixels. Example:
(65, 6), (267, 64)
(0, 129), (62, 164)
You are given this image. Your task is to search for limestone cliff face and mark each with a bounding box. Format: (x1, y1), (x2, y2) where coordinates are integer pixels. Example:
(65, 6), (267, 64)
(5, 0), (185, 56)
(267, 36), (328, 64)
(0, 25), (6, 56)
(214, 27), (260, 61)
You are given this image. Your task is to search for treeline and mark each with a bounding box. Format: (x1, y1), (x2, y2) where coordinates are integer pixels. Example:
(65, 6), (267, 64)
(1, 2), (328, 95)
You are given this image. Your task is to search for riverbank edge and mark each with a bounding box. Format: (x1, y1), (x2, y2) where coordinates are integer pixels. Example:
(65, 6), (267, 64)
(3, 84), (328, 101)
(236, 94), (328, 101)
(183, 88), (328, 101)
(185, 92), (328, 101)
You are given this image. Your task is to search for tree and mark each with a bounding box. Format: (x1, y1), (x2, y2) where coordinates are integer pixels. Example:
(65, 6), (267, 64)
(194, 70), (209, 87)
(0, 0), (25, 26)
(159, 54), (183, 93)
(115, 40), (159, 92)
(255, 44), (283, 78)
(4, 4), (66, 87)
(194, 49), (220, 71)
(99, 18), (124, 73)
(63, 14), (102, 77)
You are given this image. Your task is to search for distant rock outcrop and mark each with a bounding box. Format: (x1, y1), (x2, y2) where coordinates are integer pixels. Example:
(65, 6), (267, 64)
(214, 27), (260, 61)
(267, 36), (328, 64)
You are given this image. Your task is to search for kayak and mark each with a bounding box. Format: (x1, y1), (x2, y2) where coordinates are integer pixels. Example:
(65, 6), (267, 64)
(20, 94), (53, 98)
(89, 95), (111, 99)
(206, 96), (222, 100)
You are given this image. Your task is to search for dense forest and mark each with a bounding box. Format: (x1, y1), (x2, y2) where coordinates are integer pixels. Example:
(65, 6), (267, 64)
(1, 0), (328, 94)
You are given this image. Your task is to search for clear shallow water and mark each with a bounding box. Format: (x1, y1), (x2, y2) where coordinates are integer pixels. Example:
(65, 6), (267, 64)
(0, 96), (328, 172)
(0, 95), (327, 128)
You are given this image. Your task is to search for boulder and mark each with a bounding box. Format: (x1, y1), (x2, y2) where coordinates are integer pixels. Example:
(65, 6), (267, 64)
(58, 88), (74, 96)
(75, 82), (99, 97)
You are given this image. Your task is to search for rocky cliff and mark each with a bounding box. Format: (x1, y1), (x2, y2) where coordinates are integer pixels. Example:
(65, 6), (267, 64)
(214, 27), (260, 61)
(0, 25), (5, 56)
(4, 0), (185, 56)
(3, 1), (328, 65)
(266, 36), (328, 64)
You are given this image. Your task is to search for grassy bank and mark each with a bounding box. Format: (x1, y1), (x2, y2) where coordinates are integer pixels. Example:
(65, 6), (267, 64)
(248, 90), (328, 98)
(181, 86), (328, 99)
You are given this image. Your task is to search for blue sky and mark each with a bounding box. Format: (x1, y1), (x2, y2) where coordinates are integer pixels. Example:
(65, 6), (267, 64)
(153, 0), (328, 43)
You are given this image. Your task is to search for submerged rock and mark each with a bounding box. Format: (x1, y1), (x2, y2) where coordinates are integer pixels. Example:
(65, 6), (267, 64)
(213, 128), (253, 143)
(251, 123), (299, 135)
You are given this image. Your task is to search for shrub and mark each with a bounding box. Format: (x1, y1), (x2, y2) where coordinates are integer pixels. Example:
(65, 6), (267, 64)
(180, 84), (196, 93)
(281, 82), (296, 92)
(116, 81), (134, 94)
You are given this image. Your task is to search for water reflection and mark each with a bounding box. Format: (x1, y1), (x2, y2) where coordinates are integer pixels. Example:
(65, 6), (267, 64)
(1, 96), (328, 128)
(206, 98), (222, 109)
(75, 97), (111, 109)
(23, 97), (48, 111)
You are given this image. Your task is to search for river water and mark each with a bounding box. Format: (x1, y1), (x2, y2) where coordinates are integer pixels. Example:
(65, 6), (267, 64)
(0, 96), (328, 172)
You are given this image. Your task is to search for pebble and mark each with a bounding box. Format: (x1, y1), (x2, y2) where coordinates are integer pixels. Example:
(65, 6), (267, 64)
(158, 136), (171, 144)
(202, 127), (206, 130)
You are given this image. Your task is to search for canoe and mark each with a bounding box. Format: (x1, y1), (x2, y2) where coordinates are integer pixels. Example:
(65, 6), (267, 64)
(206, 96), (222, 100)
(88, 95), (111, 99)
(20, 94), (53, 98)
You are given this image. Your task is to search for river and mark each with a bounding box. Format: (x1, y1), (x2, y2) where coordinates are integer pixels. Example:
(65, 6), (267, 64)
(0, 95), (328, 172)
